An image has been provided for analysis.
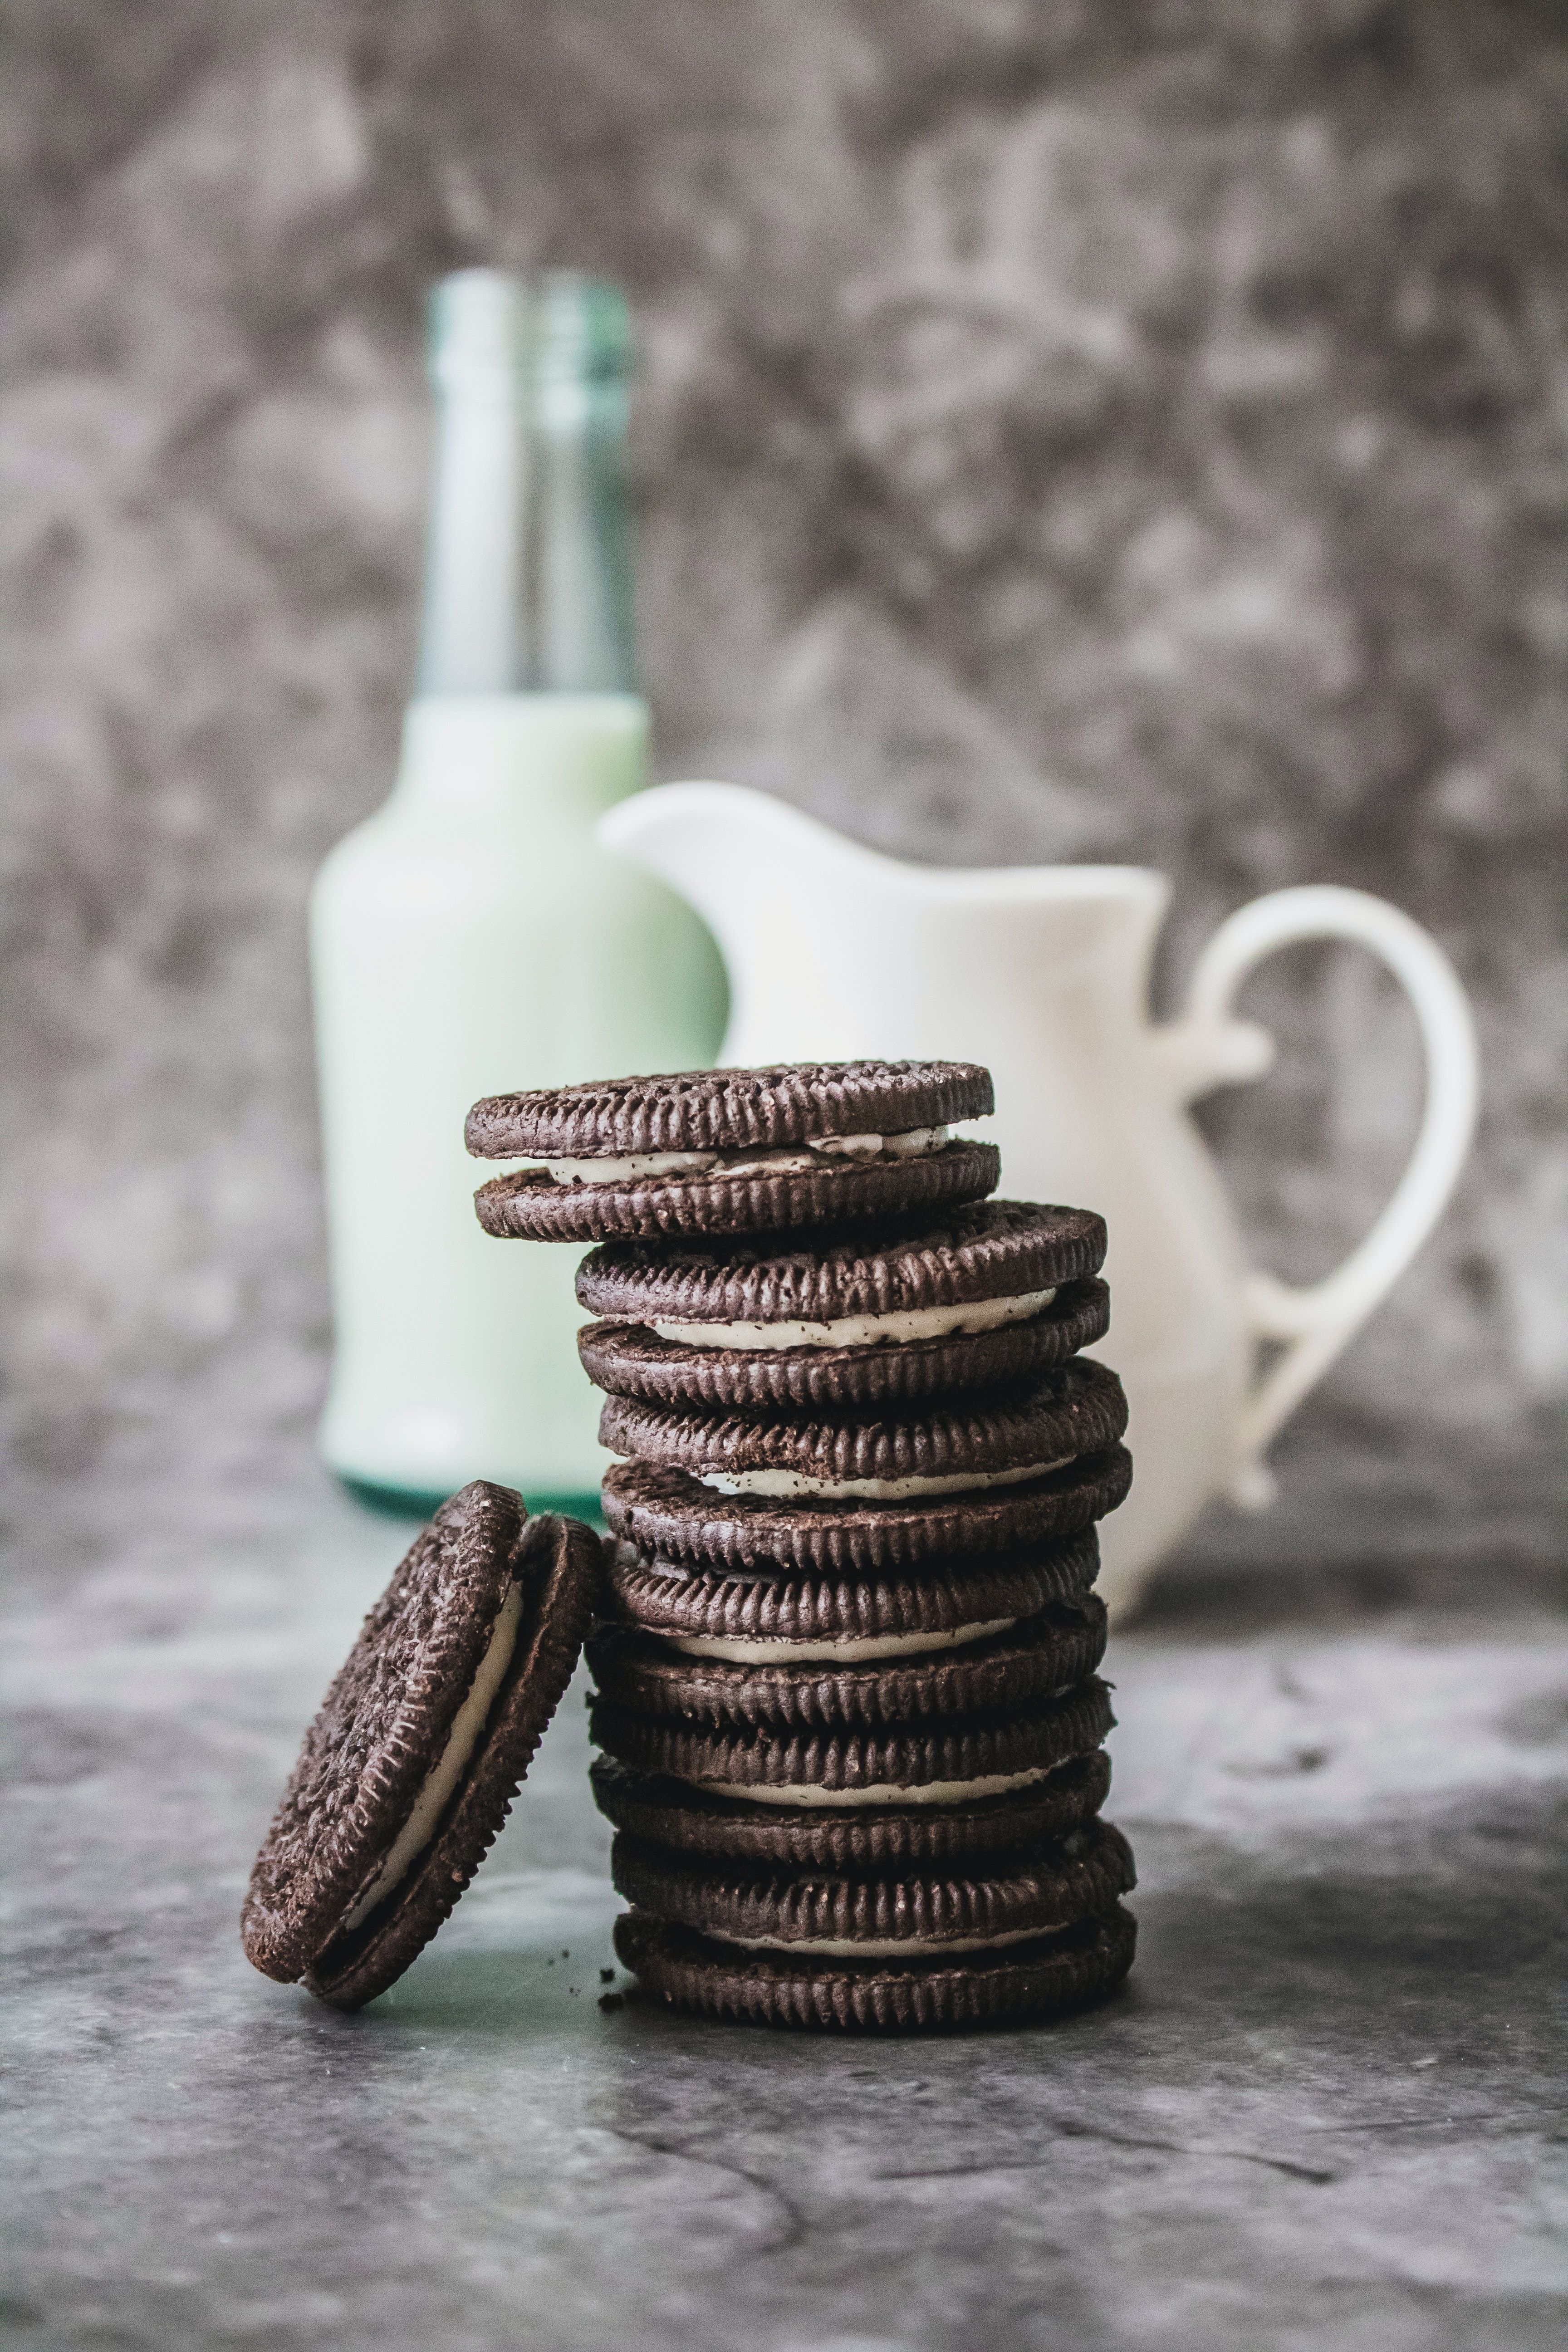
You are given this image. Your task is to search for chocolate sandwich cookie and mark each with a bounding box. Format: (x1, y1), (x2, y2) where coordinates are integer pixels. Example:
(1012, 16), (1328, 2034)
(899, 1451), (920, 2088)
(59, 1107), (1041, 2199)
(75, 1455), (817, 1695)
(610, 1817), (1136, 1953)
(577, 1200), (1108, 1410)
(589, 1674), (1117, 1811)
(585, 1597), (1108, 1732)
(589, 1746), (1115, 1872)
(241, 1485), (599, 2010)
(601, 1443), (1132, 1576)
(579, 1279), (1110, 1414)
(604, 1526), (1101, 1651)
(614, 1905), (1137, 2032)
(468, 1061), (999, 1241)
(598, 1358), (1127, 1502)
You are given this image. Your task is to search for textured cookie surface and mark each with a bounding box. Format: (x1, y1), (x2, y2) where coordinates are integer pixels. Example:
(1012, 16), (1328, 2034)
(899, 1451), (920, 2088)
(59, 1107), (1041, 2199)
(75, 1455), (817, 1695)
(589, 1673), (1117, 1797)
(305, 1514), (601, 2010)
(586, 1598), (1108, 1732)
(241, 1482), (526, 1983)
(603, 1528), (1100, 1644)
(598, 1359), (1127, 1488)
(576, 1201), (1107, 1327)
(242, 1492), (599, 2007)
(466, 1060), (994, 1159)
(589, 1748), (1114, 1870)
(578, 1279), (1110, 1412)
(475, 1142), (1000, 1243)
(610, 1817), (1135, 1948)
(615, 1904), (1137, 2031)
(601, 1443), (1132, 1574)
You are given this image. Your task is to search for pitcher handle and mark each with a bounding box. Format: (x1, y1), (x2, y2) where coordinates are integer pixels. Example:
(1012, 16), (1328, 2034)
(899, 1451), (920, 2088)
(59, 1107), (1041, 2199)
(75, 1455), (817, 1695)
(1179, 884), (1479, 1509)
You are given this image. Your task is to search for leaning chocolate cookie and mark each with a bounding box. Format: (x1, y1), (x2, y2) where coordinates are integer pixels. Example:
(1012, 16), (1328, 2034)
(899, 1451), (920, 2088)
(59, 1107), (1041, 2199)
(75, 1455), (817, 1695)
(241, 1485), (599, 2010)
(467, 1061), (999, 1240)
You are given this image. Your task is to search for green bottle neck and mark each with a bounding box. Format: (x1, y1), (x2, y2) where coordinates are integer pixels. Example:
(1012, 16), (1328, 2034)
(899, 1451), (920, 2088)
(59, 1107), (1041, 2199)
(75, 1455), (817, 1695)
(416, 271), (636, 697)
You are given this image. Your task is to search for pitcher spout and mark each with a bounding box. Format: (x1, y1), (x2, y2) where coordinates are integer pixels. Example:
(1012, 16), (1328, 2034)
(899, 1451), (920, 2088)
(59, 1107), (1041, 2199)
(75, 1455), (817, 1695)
(600, 779), (1180, 1071)
(598, 782), (870, 942)
(602, 782), (916, 1065)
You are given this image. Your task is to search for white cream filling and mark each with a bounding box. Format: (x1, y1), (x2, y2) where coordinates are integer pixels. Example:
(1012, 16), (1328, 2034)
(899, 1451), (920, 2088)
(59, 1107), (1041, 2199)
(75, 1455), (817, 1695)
(693, 1763), (1058, 1810)
(698, 1456), (1071, 1501)
(704, 1922), (1061, 1959)
(536, 1125), (949, 1186)
(338, 1581), (524, 1935)
(649, 1285), (1057, 1354)
(666, 1617), (1015, 1665)
(544, 1147), (716, 1185)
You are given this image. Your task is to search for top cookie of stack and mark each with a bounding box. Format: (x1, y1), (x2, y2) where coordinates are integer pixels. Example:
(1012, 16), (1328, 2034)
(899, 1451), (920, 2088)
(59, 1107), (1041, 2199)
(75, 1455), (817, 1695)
(466, 1060), (1000, 1241)
(467, 1058), (1136, 2032)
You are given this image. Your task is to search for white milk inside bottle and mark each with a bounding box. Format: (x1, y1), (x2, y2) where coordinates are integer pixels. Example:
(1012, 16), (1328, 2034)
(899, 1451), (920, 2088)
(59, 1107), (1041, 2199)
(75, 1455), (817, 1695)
(311, 270), (724, 1514)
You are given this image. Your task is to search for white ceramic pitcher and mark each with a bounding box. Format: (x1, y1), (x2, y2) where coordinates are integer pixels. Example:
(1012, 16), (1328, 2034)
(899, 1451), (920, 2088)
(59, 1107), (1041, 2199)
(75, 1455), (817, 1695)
(599, 782), (1479, 1617)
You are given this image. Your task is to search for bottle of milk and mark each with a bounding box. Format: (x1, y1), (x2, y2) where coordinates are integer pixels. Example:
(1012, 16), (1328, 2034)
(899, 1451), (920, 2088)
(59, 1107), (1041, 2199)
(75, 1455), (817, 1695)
(311, 270), (724, 1515)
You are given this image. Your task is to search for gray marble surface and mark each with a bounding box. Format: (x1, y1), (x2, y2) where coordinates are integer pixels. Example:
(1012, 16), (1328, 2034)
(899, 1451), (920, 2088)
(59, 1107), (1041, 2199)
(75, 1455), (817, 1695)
(6, 1451), (1565, 2352)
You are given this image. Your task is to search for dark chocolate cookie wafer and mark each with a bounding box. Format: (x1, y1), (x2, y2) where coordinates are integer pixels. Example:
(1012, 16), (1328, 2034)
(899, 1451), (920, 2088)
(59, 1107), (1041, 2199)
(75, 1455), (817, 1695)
(578, 1279), (1110, 1413)
(601, 1444), (1132, 1575)
(469, 1060), (999, 1240)
(467, 1060), (994, 1160)
(614, 1904), (1137, 2031)
(586, 1597), (1107, 1732)
(475, 1141), (999, 1243)
(589, 1675), (1117, 1802)
(611, 1817), (1135, 1950)
(576, 1200), (1106, 1330)
(589, 1746), (1113, 1871)
(599, 1359), (1127, 1494)
(241, 1487), (599, 2010)
(604, 1528), (1099, 1648)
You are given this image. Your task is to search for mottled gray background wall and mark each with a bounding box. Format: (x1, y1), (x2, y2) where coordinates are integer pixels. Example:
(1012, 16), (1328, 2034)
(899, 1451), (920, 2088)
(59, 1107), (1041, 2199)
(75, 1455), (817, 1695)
(4, 0), (1566, 1562)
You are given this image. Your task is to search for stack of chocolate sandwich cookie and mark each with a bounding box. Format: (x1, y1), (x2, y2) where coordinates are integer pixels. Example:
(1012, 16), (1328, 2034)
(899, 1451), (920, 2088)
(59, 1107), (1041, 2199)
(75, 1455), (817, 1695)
(466, 1059), (1137, 2031)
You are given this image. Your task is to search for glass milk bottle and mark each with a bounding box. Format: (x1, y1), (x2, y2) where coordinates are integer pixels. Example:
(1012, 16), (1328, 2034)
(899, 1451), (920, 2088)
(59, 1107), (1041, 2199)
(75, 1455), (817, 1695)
(312, 270), (724, 1515)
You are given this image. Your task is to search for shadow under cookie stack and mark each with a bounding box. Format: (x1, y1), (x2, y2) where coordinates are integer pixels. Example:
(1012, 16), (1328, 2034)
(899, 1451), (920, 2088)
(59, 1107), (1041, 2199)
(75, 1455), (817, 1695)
(468, 1060), (1137, 2031)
